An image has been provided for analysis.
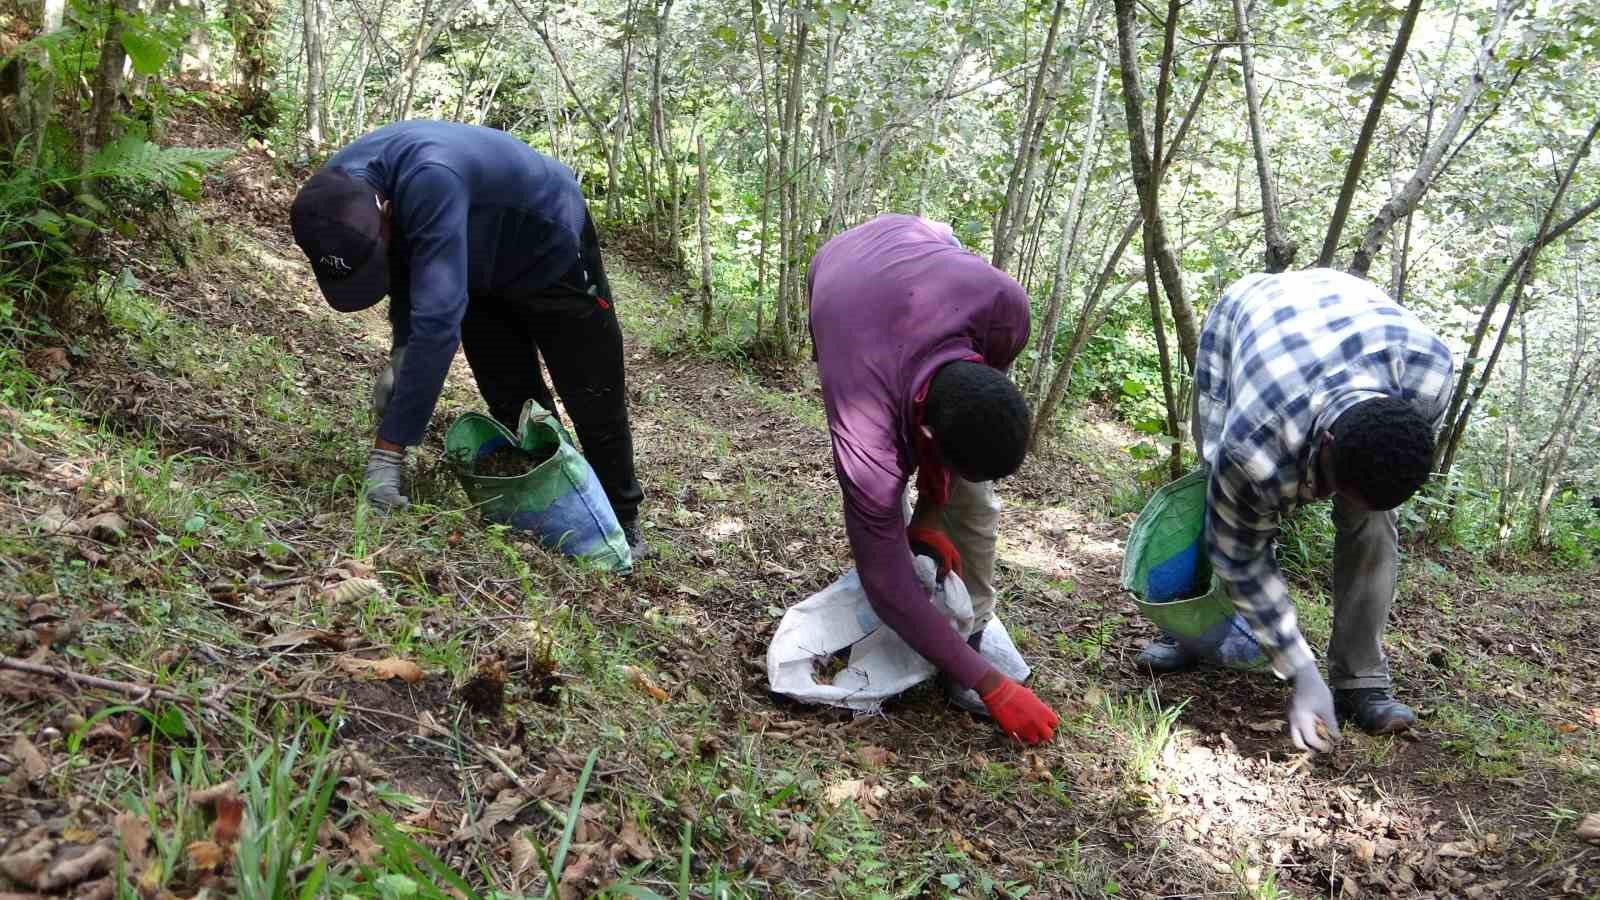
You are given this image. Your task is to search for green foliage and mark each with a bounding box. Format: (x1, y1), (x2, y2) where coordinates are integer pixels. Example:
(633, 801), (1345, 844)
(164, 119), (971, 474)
(82, 135), (234, 199)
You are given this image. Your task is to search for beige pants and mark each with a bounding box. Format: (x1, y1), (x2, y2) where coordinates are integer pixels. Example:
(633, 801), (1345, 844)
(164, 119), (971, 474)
(904, 477), (1002, 631)
(1193, 391), (1396, 689)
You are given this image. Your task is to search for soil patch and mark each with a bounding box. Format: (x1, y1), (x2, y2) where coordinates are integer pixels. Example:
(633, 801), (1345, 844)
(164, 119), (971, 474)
(472, 444), (550, 478)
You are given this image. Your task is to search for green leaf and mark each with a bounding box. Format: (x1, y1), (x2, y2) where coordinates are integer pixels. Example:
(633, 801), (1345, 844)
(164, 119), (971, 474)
(183, 514), (206, 532)
(121, 28), (170, 76)
(941, 873), (964, 889)
(1120, 377), (1147, 398)
(153, 705), (189, 739)
(27, 209), (64, 235)
(63, 212), (99, 231)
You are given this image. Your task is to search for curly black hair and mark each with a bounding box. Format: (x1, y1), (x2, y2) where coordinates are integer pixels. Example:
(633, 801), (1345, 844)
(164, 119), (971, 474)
(1329, 396), (1437, 510)
(924, 360), (1031, 482)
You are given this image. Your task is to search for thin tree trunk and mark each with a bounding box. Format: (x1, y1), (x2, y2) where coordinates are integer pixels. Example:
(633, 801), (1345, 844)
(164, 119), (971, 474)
(1494, 307), (1528, 550)
(1031, 212), (1142, 448)
(1028, 57), (1108, 409)
(750, 0), (778, 340)
(89, 0), (136, 155)
(1347, 0), (1521, 278)
(1112, 0), (1198, 368)
(301, 0), (327, 149)
(1316, 0), (1424, 268)
(697, 133), (713, 338)
(1532, 358), (1598, 546)
(608, 0), (641, 220)
(522, 8), (621, 210)
(1144, 251), (1182, 480)
(915, 36), (970, 217)
(399, 0), (472, 120)
(1231, 0), (1294, 271)
(992, 0), (1069, 271)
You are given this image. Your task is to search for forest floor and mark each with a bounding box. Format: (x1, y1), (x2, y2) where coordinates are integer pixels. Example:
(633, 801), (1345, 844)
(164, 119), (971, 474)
(1, 122), (1598, 900)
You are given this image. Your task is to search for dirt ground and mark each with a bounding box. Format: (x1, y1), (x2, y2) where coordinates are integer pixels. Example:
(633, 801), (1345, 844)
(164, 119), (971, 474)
(1, 118), (1597, 899)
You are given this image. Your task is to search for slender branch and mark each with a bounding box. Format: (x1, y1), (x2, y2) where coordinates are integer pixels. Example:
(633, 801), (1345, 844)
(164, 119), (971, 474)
(1315, 0), (1424, 268)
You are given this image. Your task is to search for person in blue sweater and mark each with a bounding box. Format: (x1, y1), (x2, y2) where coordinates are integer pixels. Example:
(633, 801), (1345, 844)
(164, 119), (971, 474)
(288, 121), (649, 556)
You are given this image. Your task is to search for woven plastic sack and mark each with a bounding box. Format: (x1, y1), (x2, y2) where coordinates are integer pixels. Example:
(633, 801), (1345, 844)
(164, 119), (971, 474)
(445, 400), (632, 573)
(1122, 470), (1266, 670)
(767, 557), (1031, 713)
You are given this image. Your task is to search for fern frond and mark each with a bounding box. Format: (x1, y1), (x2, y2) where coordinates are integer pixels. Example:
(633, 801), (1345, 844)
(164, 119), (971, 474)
(82, 136), (234, 191)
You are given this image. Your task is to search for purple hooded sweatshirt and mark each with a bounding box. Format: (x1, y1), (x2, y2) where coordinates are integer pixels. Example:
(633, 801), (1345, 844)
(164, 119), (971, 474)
(808, 214), (1031, 690)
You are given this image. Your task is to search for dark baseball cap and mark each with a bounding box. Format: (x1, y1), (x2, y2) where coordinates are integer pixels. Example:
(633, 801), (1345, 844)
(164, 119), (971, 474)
(290, 168), (390, 312)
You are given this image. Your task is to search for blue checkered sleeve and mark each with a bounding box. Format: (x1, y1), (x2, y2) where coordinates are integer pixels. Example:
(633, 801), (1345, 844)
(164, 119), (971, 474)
(1206, 449), (1316, 678)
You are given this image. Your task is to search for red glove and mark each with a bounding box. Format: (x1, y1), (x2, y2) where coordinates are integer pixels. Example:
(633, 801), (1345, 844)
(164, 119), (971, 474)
(907, 526), (963, 581)
(981, 677), (1060, 744)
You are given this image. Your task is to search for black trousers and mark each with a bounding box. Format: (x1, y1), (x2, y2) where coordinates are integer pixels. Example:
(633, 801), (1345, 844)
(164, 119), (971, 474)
(457, 248), (643, 526)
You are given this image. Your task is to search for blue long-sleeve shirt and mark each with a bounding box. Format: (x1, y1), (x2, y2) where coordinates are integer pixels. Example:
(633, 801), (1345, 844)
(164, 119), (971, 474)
(324, 121), (591, 446)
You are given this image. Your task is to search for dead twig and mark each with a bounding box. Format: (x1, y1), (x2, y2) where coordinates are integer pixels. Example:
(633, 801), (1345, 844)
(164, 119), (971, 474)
(0, 655), (229, 712)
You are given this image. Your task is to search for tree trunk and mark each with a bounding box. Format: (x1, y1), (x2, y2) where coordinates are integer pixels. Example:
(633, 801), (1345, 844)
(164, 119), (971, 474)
(750, 0), (778, 340)
(1031, 211), (1142, 448)
(301, 0), (327, 150)
(1347, 0), (1521, 278)
(992, 0), (1069, 272)
(1027, 56), (1107, 410)
(1144, 250), (1182, 480)
(1111, 0), (1198, 368)
(401, 0), (472, 120)
(89, 0), (137, 155)
(608, 0), (641, 220)
(1532, 359), (1598, 546)
(1231, 0), (1294, 272)
(915, 36), (970, 217)
(697, 133), (713, 338)
(1315, 0), (1424, 268)
(523, 8), (620, 213)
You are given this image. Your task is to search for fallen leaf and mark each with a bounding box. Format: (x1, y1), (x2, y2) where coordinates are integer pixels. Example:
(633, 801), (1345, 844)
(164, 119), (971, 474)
(556, 849), (600, 900)
(451, 788), (527, 841)
(26, 347), (70, 382)
(616, 821), (655, 862)
(1557, 722), (1579, 734)
(822, 778), (888, 816)
(22, 844), (115, 892)
(189, 780), (238, 808)
(857, 745), (897, 768)
(77, 512), (128, 544)
(621, 665), (668, 702)
(507, 831), (537, 874)
(186, 840), (227, 872)
(115, 812), (151, 866)
(345, 821), (379, 864)
(336, 656), (425, 684)
(1576, 813), (1600, 844)
(320, 577), (385, 606)
(332, 559), (377, 580)
(0, 839), (51, 887)
(1083, 686), (1106, 707)
(12, 735), (47, 781)
(1246, 719), (1287, 734)
(33, 505), (71, 533)
(261, 628), (356, 651)
(60, 826), (97, 844)
(213, 794), (245, 846)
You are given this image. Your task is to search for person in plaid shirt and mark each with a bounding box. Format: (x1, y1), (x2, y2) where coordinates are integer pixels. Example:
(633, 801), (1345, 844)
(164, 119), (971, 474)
(1136, 268), (1454, 752)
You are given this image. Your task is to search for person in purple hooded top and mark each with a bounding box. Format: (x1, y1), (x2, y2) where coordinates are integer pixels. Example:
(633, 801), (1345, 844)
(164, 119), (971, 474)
(807, 214), (1060, 744)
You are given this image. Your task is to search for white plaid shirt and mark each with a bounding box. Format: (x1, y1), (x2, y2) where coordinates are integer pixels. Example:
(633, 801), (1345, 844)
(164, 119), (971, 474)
(1195, 269), (1454, 678)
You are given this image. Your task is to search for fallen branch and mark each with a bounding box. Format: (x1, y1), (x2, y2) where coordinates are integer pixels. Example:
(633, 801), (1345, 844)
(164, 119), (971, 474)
(0, 656), (230, 712)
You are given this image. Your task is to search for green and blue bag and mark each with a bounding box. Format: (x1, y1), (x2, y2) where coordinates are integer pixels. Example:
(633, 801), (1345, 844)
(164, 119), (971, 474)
(445, 400), (633, 573)
(1121, 470), (1267, 670)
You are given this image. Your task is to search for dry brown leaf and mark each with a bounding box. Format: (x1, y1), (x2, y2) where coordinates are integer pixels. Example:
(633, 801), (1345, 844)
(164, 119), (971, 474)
(1575, 813), (1600, 844)
(1246, 719), (1286, 734)
(856, 745), (896, 768)
(336, 656), (425, 684)
(261, 628), (355, 651)
(621, 665), (669, 702)
(320, 578), (385, 606)
(115, 812), (151, 866)
(556, 850), (600, 900)
(507, 832), (537, 875)
(189, 780), (238, 808)
(59, 826), (97, 844)
(332, 559), (377, 580)
(185, 840), (227, 872)
(616, 822), (655, 862)
(822, 778), (888, 815)
(74, 512), (128, 544)
(25, 347), (70, 382)
(345, 821), (379, 864)
(37, 844), (115, 892)
(451, 788), (527, 841)
(213, 794), (245, 846)
(12, 735), (47, 781)
(0, 839), (52, 887)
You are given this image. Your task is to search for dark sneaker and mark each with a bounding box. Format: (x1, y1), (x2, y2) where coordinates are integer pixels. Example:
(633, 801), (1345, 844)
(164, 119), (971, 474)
(1334, 688), (1416, 735)
(621, 520), (655, 561)
(1134, 632), (1200, 674)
